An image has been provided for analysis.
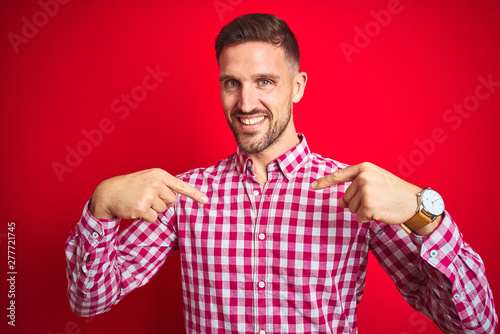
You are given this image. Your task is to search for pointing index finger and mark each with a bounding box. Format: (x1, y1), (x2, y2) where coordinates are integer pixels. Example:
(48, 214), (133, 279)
(163, 172), (209, 204)
(311, 164), (362, 190)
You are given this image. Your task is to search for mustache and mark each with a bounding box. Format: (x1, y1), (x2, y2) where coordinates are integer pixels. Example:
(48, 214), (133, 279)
(231, 108), (271, 118)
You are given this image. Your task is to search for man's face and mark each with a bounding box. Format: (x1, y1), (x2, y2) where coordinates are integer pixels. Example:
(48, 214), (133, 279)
(218, 41), (298, 155)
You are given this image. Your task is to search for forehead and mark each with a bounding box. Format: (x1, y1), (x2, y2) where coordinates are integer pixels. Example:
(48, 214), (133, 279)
(218, 41), (288, 76)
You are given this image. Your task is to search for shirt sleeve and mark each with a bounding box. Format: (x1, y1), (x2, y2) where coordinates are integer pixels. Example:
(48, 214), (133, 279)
(65, 200), (179, 317)
(368, 212), (498, 333)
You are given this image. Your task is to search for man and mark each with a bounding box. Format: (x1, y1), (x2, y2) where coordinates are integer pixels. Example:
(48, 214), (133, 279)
(65, 13), (497, 333)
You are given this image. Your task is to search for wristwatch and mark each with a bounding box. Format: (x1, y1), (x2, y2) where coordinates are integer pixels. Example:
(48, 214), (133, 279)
(401, 187), (445, 234)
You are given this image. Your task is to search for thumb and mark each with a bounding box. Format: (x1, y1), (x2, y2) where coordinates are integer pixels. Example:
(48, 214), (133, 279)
(311, 165), (360, 190)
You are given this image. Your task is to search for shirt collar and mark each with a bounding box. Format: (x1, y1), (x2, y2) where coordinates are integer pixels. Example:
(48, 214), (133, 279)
(235, 133), (311, 180)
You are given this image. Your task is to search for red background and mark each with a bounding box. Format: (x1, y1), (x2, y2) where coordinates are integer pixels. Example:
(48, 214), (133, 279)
(1, 0), (499, 333)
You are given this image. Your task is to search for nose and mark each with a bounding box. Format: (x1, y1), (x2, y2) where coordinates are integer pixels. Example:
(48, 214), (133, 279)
(237, 84), (258, 113)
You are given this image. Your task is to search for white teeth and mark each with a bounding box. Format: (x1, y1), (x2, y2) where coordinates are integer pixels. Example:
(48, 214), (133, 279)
(241, 116), (265, 125)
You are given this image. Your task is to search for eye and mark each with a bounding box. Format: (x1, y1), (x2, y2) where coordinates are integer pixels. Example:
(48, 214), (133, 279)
(259, 79), (271, 86)
(226, 80), (239, 87)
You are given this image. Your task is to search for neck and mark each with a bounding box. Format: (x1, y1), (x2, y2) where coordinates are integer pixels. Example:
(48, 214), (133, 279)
(247, 126), (299, 186)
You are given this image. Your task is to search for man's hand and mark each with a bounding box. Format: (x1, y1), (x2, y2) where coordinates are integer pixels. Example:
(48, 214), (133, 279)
(311, 162), (423, 226)
(89, 168), (209, 223)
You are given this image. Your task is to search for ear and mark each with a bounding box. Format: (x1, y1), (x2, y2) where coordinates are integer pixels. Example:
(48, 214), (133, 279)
(292, 72), (308, 103)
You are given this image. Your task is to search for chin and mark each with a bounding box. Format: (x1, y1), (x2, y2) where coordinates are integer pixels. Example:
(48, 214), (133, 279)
(241, 137), (276, 155)
(236, 135), (264, 154)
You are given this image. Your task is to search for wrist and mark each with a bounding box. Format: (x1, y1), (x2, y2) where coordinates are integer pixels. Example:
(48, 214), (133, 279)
(400, 187), (445, 235)
(88, 195), (115, 220)
(413, 214), (442, 236)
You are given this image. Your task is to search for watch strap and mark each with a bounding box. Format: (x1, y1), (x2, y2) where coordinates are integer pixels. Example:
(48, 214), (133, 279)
(401, 210), (432, 234)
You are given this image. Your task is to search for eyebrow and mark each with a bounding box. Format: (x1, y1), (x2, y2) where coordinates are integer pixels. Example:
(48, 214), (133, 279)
(219, 73), (281, 82)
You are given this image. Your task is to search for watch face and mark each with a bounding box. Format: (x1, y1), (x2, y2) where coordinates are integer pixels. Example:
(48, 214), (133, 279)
(421, 189), (445, 216)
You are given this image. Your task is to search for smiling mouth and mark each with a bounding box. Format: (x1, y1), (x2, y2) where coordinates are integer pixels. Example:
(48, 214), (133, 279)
(239, 116), (265, 125)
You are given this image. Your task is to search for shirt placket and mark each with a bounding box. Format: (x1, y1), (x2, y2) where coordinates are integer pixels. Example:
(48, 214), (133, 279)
(247, 166), (280, 334)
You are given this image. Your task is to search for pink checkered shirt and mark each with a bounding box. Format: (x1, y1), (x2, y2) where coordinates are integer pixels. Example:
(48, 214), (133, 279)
(65, 135), (497, 333)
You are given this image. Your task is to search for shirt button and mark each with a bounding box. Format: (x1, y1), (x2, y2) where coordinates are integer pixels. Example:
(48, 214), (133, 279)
(253, 190), (260, 196)
(286, 172), (292, 178)
(258, 281), (265, 289)
(453, 292), (461, 300)
(430, 250), (439, 258)
(91, 231), (99, 238)
(258, 233), (266, 240)
(259, 330), (266, 334)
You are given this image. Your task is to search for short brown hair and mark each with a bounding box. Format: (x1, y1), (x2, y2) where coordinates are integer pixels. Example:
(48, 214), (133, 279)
(215, 13), (300, 71)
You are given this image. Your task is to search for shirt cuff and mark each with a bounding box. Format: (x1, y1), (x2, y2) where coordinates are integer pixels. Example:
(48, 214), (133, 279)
(77, 199), (121, 250)
(76, 200), (121, 277)
(410, 211), (463, 280)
